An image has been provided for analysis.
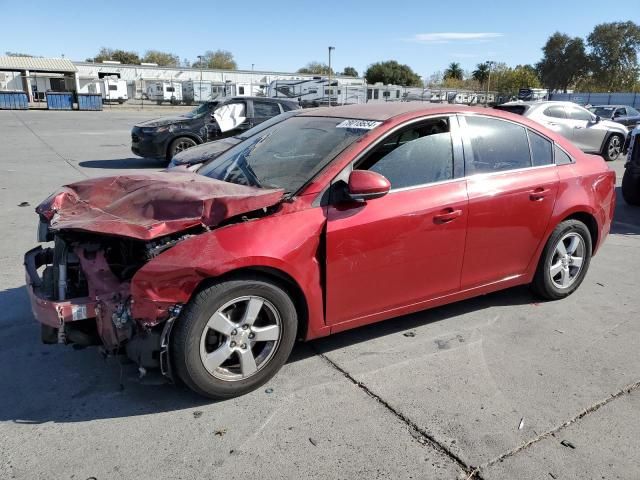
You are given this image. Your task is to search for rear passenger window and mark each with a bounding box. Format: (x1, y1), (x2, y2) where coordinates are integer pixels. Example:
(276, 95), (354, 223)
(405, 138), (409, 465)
(554, 146), (573, 165)
(465, 116), (531, 174)
(543, 106), (567, 119)
(358, 118), (454, 189)
(254, 101), (281, 117)
(528, 130), (553, 166)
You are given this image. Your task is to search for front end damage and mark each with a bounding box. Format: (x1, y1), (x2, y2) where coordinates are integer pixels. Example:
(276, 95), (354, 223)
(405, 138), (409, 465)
(24, 172), (285, 378)
(24, 231), (186, 375)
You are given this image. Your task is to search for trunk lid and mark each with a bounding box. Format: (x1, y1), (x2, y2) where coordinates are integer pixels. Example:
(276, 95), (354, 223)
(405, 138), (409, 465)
(37, 172), (284, 240)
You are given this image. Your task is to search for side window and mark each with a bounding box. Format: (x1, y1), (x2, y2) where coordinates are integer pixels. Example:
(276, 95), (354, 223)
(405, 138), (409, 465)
(465, 116), (531, 174)
(238, 86), (245, 95)
(543, 106), (567, 119)
(566, 106), (593, 121)
(554, 145), (573, 165)
(254, 101), (281, 117)
(528, 130), (553, 166)
(616, 108), (627, 117)
(357, 118), (453, 189)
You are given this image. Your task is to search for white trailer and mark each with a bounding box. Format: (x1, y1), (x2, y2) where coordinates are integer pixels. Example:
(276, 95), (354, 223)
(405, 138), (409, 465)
(102, 78), (128, 104)
(147, 81), (183, 104)
(266, 77), (365, 106)
(183, 80), (213, 104)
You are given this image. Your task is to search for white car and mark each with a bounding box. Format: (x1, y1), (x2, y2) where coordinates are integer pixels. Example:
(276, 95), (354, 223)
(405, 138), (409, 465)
(495, 101), (628, 161)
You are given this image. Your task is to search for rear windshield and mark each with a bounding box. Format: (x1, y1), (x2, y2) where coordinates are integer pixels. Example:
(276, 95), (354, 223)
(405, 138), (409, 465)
(198, 116), (372, 193)
(494, 105), (529, 115)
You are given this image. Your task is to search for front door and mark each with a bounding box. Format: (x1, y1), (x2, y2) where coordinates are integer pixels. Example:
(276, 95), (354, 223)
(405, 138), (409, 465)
(459, 115), (559, 288)
(325, 116), (468, 325)
(564, 104), (607, 153)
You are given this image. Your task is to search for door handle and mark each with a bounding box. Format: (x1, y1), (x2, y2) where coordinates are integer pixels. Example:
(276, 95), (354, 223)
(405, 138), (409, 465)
(529, 187), (550, 201)
(433, 208), (462, 224)
(573, 126), (583, 129)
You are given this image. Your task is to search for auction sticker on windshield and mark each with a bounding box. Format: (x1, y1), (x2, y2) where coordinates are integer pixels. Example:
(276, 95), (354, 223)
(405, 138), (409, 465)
(336, 120), (382, 130)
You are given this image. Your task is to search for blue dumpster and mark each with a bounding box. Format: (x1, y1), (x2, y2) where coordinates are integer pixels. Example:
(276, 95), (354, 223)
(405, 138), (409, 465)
(0, 91), (28, 110)
(77, 94), (103, 111)
(46, 92), (73, 110)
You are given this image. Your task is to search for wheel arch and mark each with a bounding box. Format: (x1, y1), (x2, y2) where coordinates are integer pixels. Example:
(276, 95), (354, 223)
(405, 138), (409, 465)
(560, 211), (599, 254)
(599, 130), (625, 157)
(187, 266), (310, 341)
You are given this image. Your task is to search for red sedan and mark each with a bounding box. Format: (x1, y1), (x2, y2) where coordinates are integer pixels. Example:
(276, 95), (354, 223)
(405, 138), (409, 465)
(25, 104), (616, 398)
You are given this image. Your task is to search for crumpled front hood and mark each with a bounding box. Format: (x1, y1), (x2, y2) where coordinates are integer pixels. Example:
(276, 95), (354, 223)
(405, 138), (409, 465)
(36, 172), (284, 240)
(170, 137), (241, 167)
(135, 115), (189, 128)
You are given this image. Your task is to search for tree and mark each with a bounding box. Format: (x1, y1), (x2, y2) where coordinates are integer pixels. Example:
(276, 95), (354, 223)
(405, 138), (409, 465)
(443, 62), (464, 81)
(194, 50), (237, 70)
(588, 21), (640, 91)
(341, 66), (358, 77)
(536, 32), (588, 92)
(142, 50), (180, 67)
(297, 62), (333, 75)
(89, 47), (141, 64)
(364, 60), (422, 86)
(492, 64), (541, 96)
(472, 63), (490, 86)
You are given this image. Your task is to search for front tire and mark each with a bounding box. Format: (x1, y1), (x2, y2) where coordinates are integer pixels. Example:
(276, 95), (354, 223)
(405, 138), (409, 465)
(621, 168), (640, 206)
(602, 134), (623, 161)
(171, 276), (298, 399)
(168, 136), (197, 160)
(531, 220), (592, 300)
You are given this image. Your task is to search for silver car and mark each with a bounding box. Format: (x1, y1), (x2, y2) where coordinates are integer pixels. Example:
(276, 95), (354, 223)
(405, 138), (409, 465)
(495, 101), (628, 161)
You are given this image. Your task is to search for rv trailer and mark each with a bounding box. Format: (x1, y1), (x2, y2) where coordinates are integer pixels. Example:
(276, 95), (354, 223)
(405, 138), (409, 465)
(147, 81), (183, 104)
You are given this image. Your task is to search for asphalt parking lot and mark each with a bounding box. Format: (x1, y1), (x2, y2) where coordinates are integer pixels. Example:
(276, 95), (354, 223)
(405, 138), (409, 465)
(1, 109), (639, 480)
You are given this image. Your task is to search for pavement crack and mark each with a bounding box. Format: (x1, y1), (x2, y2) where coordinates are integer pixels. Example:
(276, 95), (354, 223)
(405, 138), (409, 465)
(311, 346), (484, 479)
(11, 111), (88, 178)
(482, 379), (640, 470)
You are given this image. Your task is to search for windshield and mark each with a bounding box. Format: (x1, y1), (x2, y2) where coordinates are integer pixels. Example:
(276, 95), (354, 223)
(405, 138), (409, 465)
(589, 106), (615, 117)
(183, 102), (217, 118)
(198, 116), (371, 193)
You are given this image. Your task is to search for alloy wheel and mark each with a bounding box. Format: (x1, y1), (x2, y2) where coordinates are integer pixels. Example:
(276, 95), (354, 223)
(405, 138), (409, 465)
(608, 135), (621, 159)
(549, 232), (585, 289)
(199, 296), (282, 381)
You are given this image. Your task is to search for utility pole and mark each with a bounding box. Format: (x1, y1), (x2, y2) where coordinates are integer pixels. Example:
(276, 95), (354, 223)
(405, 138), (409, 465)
(328, 46), (335, 107)
(251, 63), (254, 96)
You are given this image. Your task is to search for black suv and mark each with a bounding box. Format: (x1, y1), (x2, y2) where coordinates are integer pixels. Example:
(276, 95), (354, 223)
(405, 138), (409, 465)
(131, 96), (299, 161)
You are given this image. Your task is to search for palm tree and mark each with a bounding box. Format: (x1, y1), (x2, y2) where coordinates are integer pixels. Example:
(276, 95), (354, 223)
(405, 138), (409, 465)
(443, 62), (464, 81)
(472, 63), (490, 86)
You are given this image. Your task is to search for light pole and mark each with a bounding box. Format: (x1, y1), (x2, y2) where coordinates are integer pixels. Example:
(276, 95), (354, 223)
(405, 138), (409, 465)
(328, 46), (335, 106)
(197, 55), (204, 83)
(485, 60), (495, 106)
(251, 63), (254, 96)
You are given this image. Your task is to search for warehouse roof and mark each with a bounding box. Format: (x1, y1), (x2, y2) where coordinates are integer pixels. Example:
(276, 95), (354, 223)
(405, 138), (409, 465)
(0, 56), (77, 73)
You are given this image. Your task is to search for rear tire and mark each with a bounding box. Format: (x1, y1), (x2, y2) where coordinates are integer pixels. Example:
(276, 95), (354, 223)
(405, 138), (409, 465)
(531, 220), (592, 300)
(602, 134), (623, 161)
(171, 276), (298, 399)
(621, 168), (640, 206)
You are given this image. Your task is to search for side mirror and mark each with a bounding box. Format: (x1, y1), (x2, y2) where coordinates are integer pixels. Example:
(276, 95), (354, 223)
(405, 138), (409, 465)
(347, 170), (391, 201)
(592, 115), (601, 124)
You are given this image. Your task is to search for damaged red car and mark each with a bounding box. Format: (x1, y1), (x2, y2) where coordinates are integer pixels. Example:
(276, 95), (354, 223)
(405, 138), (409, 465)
(25, 104), (616, 399)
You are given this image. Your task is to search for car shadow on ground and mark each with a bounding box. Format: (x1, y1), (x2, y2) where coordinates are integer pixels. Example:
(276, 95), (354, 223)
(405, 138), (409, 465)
(78, 157), (167, 169)
(0, 284), (536, 425)
(611, 186), (640, 235)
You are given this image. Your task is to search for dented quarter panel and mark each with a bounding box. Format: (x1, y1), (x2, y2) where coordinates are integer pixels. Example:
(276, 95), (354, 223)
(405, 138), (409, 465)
(37, 172), (284, 240)
(130, 193), (330, 339)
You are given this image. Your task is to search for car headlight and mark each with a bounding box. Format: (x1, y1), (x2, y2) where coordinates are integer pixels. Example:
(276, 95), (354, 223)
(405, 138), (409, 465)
(142, 125), (170, 134)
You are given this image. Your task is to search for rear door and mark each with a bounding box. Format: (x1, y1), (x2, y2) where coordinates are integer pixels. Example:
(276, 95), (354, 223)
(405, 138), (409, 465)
(535, 104), (574, 140)
(459, 114), (559, 289)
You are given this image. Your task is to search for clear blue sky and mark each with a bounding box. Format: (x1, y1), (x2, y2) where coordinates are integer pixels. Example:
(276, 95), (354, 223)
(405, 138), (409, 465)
(0, 0), (631, 77)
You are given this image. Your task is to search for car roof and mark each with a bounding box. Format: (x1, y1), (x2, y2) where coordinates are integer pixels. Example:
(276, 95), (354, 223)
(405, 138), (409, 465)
(298, 103), (472, 121)
(216, 96), (297, 104)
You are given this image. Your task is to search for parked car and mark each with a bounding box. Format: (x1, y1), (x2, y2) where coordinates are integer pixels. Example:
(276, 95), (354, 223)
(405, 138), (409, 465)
(25, 104), (615, 399)
(495, 101), (628, 161)
(131, 96), (299, 161)
(168, 109), (301, 169)
(622, 125), (640, 205)
(588, 105), (640, 130)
